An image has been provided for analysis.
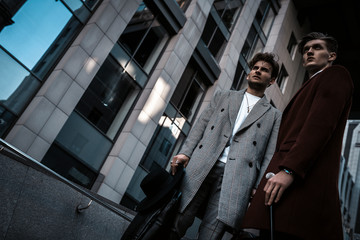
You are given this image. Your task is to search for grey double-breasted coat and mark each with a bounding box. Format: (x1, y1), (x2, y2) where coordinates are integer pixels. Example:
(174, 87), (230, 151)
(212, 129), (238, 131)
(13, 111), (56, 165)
(178, 89), (281, 228)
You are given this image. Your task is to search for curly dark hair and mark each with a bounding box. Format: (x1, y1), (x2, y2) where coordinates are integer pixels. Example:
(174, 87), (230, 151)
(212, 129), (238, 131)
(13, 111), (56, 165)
(248, 52), (279, 79)
(298, 32), (338, 55)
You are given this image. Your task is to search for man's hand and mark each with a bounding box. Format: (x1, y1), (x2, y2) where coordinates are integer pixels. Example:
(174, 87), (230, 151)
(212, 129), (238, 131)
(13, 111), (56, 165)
(171, 154), (190, 175)
(264, 170), (294, 205)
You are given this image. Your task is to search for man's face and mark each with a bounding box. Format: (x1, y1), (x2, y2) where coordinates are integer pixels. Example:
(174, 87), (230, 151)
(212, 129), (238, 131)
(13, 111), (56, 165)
(302, 39), (336, 75)
(247, 61), (275, 89)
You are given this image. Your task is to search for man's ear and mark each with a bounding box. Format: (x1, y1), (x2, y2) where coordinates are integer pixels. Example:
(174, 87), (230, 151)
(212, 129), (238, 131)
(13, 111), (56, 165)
(267, 78), (275, 87)
(328, 52), (337, 62)
(269, 78), (275, 85)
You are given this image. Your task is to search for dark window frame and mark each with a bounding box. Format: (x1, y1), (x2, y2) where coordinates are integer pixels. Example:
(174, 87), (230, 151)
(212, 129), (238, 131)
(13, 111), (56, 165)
(0, 0), (103, 138)
(277, 64), (288, 93)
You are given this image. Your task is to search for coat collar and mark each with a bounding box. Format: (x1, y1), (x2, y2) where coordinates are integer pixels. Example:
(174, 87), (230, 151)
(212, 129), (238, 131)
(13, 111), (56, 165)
(228, 89), (271, 133)
(283, 67), (328, 115)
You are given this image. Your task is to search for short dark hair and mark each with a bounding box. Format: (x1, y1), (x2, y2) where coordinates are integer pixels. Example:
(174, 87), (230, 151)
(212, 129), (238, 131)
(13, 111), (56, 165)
(248, 52), (279, 79)
(298, 32), (338, 55)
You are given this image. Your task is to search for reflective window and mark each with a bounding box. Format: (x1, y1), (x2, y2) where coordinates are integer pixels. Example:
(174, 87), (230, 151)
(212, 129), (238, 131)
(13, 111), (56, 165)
(171, 62), (207, 122)
(232, 60), (248, 90)
(0, 0), (101, 138)
(42, 111), (113, 188)
(287, 32), (297, 60)
(234, 0), (277, 90)
(0, 106), (17, 137)
(200, 1), (244, 61)
(0, 48), (40, 114)
(55, 112), (112, 170)
(0, 1), (72, 70)
(255, 0), (275, 37)
(119, 3), (169, 74)
(277, 64), (288, 93)
(250, 37), (265, 60)
(76, 57), (141, 140)
(42, 142), (98, 188)
(175, 0), (191, 10)
(241, 25), (259, 60)
(82, 0), (101, 10)
(241, 0), (276, 61)
(0, 0), (91, 72)
(121, 59), (208, 210)
(213, 0), (244, 30)
(201, 14), (227, 61)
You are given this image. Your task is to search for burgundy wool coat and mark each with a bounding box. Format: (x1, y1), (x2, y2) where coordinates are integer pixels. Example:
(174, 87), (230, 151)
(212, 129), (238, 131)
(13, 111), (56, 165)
(242, 65), (354, 240)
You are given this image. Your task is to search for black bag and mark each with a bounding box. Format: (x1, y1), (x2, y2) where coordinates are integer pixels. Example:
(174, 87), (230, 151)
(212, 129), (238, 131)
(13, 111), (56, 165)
(121, 190), (182, 240)
(121, 165), (185, 240)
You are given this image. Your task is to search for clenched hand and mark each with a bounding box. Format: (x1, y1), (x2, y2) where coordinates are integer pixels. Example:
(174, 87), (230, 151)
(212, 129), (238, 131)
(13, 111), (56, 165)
(264, 170), (294, 205)
(171, 154), (189, 175)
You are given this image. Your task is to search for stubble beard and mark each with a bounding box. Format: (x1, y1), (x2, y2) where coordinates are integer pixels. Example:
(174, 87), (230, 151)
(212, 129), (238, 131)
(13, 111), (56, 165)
(248, 81), (267, 92)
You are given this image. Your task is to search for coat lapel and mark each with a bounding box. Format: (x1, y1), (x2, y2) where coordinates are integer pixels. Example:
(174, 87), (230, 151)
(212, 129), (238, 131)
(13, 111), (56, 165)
(228, 89), (246, 130)
(236, 96), (270, 133)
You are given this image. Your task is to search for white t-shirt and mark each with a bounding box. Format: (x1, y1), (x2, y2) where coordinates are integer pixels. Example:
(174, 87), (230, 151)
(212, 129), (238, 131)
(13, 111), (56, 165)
(218, 92), (261, 163)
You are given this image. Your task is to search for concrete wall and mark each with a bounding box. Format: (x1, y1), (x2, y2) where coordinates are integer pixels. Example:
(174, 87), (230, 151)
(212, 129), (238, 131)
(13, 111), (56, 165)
(0, 148), (133, 240)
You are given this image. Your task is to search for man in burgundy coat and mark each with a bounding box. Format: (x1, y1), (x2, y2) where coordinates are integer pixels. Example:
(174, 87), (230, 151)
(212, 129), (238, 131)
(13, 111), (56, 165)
(242, 32), (354, 240)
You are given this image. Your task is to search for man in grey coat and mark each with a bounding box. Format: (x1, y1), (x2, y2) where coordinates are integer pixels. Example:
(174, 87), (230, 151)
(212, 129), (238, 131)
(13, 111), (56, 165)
(169, 52), (282, 240)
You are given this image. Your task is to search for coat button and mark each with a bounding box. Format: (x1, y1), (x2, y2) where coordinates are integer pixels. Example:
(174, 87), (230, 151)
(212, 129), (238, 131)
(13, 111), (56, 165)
(221, 108), (225, 112)
(253, 141), (257, 146)
(211, 126), (214, 130)
(257, 123), (261, 128)
(249, 162), (253, 168)
(199, 145), (203, 149)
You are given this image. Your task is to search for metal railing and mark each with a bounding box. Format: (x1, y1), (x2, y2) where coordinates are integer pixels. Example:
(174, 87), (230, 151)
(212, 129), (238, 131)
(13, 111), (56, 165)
(0, 138), (133, 222)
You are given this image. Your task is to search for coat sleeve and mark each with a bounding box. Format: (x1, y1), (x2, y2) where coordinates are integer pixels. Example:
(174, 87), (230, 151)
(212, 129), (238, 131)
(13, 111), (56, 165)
(256, 110), (282, 187)
(179, 90), (224, 158)
(279, 66), (353, 178)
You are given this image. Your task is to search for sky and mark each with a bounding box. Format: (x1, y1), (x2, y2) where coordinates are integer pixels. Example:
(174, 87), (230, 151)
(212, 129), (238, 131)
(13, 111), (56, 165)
(0, 0), (80, 100)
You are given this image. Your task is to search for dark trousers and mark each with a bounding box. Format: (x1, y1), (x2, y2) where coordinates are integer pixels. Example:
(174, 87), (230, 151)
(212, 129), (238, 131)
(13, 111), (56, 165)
(171, 161), (229, 240)
(259, 230), (303, 240)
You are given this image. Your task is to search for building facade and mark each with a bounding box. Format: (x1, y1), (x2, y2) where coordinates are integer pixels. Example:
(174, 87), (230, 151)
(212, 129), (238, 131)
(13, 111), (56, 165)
(340, 120), (360, 239)
(0, 0), (309, 212)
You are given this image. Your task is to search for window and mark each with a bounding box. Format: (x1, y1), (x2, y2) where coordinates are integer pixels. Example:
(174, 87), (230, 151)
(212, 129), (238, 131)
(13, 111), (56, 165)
(255, 0), (275, 37)
(170, 62), (208, 122)
(42, 2), (171, 188)
(201, 14), (227, 61)
(241, 25), (259, 60)
(241, 0), (276, 61)
(42, 112), (113, 188)
(213, 0), (244, 30)
(75, 56), (140, 140)
(200, 1), (244, 61)
(41, 143), (99, 188)
(0, 0), (101, 138)
(233, 0), (278, 90)
(119, 3), (169, 75)
(175, 0), (191, 10)
(0, 48), (41, 136)
(121, 59), (208, 210)
(287, 33), (297, 59)
(277, 65), (288, 93)
(356, 132), (360, 147)
(231, 59), (248, 90)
